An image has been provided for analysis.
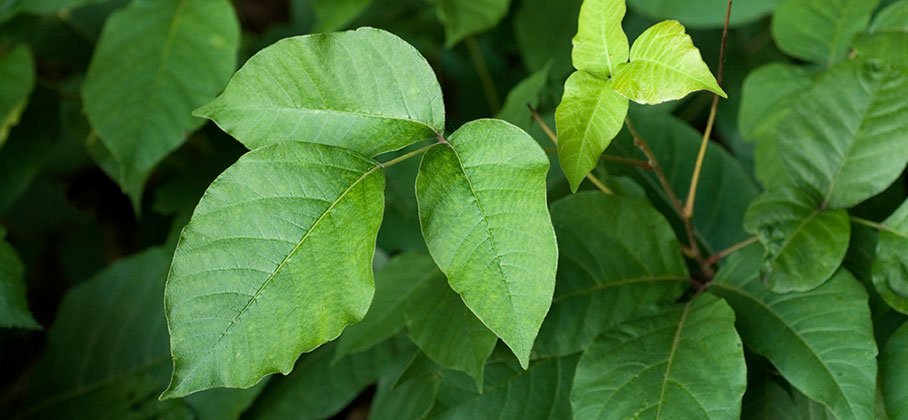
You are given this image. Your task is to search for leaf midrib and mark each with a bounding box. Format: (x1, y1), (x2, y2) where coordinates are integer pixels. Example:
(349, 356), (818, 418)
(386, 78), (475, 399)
(653, 300), (693, 419)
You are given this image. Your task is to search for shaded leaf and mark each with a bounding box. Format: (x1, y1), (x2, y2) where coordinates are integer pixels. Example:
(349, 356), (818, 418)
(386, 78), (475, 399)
(370, 354), (443, 420)
(434, 0), (510, 47)
(416, 119), (557, 368)
(738, 63), (813, 144)
(627, 0), (780, 29)
(163, 142), (385, 398)
(0, 227), (39, 329)
(612, 20), (726, 105)
(571, 295), (746, 419)
(873, 199), (908, 314)
(571, 0), (628, 78)
(0, 45), (34, 147)
(881, 322), (908, 419)
(711, 245), (878, 420)
(312, 0), (372, 32)
(496, 64), (550, 131)
(513, 0), (582, 76)
(743, 367), (836, 420)
(196, 27), (445, 157)
(771, 0), (879, 65)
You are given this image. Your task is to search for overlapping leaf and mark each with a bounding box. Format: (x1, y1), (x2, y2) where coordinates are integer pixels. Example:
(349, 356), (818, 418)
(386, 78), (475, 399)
(0, 227), (38, 329)
(195, 27), (445, 157)
(881, 322), (908, 419)
(163, 142), (385, 398)
(434, 0), (510, 47)
(82, 0), (240, 202)
(534, 192), (688, 357)
(571, 295), (746, 419)
(772, 0), (879, 65)
(0, 45), (34, 147)
(711, 245), (878, 420)
(513, 0), (582, 76)
(312, 0), (373, 32)
(873, 199), (908, 314)
(416, 119), (557, 368)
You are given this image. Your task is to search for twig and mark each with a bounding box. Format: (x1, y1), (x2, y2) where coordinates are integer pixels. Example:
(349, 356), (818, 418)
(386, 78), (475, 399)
(704, 236), (758, 267)
(852, 216), (908, 239)
(465, 36), (500, 114)
(600, 154), (652, 170)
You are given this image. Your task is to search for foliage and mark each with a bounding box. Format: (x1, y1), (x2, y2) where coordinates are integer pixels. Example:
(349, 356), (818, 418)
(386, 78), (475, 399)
(1, 0), (906, 418)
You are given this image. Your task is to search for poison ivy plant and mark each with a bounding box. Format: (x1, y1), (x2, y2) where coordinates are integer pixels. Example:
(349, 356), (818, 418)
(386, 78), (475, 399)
(0, 226), (39, 329)
(772, 0), (880, 66)
(872, 199), (908, 313)
(433, 0), (510, 47)
(0, 44), (33, 147)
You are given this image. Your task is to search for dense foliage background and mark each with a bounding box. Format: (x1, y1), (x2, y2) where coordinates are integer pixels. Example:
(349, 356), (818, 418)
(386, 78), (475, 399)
(0, 0), (906, 418)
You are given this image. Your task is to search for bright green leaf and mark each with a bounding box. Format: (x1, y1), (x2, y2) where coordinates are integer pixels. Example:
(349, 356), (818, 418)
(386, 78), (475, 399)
(628, 0), (780, 29)
(873, 199), (908, 314)
(312, 0), (372, 32)
(711, 245), (878, 420)
(881, 322), (908, 419)
(534, 192), (688, 357)
(612, 20), (726, 105)
(571, 0), (628, 78)
(780, 60), (908, 208)
(555, 71), (628, 192)
(0, 45), (34, 148)
(416, 119), (557, 368)
(82, 0), (240, 202)
(335, 253), (438, 359)
(571, 295), (746, 419)
(434, 0), (510, 47)
(744, 188), (851, 292)
(871, 0), (908, 32)
(406, 266), (498, 389)
(163, 142), (385, 398)
(772, 0), (879, 66)
(196, 27), (444, 157)
(0, 227), (39, 329)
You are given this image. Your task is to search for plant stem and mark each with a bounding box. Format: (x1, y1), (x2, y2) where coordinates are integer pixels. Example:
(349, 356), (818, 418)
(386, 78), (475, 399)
(527, 105), (614, 194)
(600, 154), (653, 170)
(465, 36), (501, 115)
(683, 0), (733, 219)
(851, 216), (908, 239)
(380, 143), (438, 168)
(704, 236), (758, 267)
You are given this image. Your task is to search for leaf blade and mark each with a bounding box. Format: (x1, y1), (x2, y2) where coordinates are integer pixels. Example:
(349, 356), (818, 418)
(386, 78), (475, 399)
(571, 0), (628, 78)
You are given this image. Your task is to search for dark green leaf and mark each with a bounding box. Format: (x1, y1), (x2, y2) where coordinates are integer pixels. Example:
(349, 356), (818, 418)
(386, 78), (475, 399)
(0, 45), (34, 147)
(628, 0), (780, 29)
(881, 322), (908, 419)
(434, 0), (510, 47)
(873, 199), (908, 314)
(0, 227), (38, 329)
(771, 0), (879, 65)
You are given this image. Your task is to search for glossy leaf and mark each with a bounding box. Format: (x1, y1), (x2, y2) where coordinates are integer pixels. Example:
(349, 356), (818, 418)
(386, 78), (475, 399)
(780, 59), (908, 209)
(571, 0), (628, 78)
(571, 295), (746, 419)
(555, 71), (628, 191)
(628, 0), (780, 29)
(434, 0), (510, 47)
(0, 227), (38, 329)
(416, 119), (557, 368)
(711, 245), (878, 420)
(612, 20), (726, 105)
(873, 199), (908, 314)
(535, 192), (688, 357)
(163, 142), (385, 398)
(771, 0), (879, 65)
(0, 45), (34, 147)
(743, 368), (837, 420)
(744, 188), (850, 292)
(82, 0), (240, 201)
(335, 253), (438, 359)
(881, 322), (908, 419)
(195, 27), (445, 157)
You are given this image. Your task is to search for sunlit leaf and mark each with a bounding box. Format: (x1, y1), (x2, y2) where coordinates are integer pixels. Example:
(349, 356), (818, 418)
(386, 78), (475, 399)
(571, 0), (628, 78)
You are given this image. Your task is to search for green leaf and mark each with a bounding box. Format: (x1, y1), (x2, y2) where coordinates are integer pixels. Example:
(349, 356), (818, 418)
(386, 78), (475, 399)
(854, 0), (908, 68)
(312, 0), (372, 32)
(871, 0), (908, 32)
(406, 266), (498, 389)
(571, 0), (628, 78)
(743, 367), (836, 420)
(611, 20), (726, 105)
(535, 192), (688, 357)
(627, 0), (780, 29)
(162, 142), (385, 398)
(711, 245), (878, 420)
(434, 0), (510, 47)
(881, 322), (908, 419)
(513, 0), (582, 76)
(82, 0), (240, 202)
(738, 63), (814, 144)
(744, 188), (851, 292)
(335, 253), (438, 359)
(780, 60), (908, 208)
(0, 227), (39, 329)
(555, 71), (628, 192)
(21, 248), (262, 419)
(0, 45), (34, 148)
(20, 0), (106, 14)
(873, 199), (908, 314)
(571, 295), (746, 419)
(771, 0), (879, 65)
(370, 354), (443, 420)
(496, 64), (551, 131)
(416, 119), (557, 368)
(195, 27), (444, 157)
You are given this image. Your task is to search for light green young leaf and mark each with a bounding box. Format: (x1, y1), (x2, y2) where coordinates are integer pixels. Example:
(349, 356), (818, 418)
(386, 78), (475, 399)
(82, 0), (239, 202)
(0, 45), (34, 148)
(780, 60), (908, 209)
(196, 27), (445, 157)
(416, 119), (557, 368)
(627, 0), (780, 29)
(534, 192), (688, 357)
(881, 322), (908, 419)
(571, 295), (746, 420)
(335, 253), (438, 359)
(771, 0), (879, 66)
(0, 227), (39, 329)
(312, 0), (372, 32)
(711, 245), (878, 420)
(163, 142), (385, 399)
(571, 0), (628, 78)
(744, 188), (850, 292)
(21, 249), (262, 419)
(406, 267), (498, 389)
(612, 20), (726, 105)
(434, 0), (510, 47)
(873, 199), (908, 314)
(554, 71), (628, 192)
